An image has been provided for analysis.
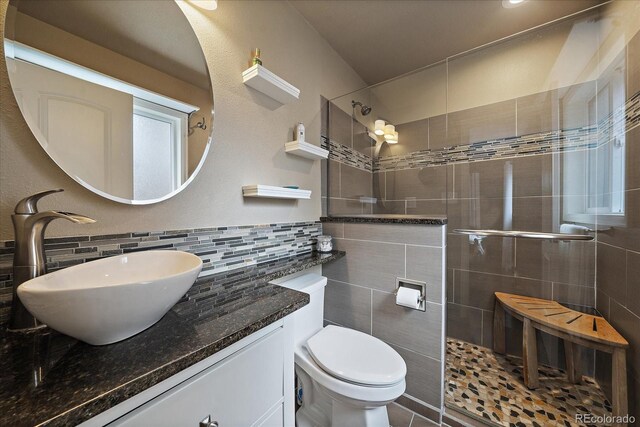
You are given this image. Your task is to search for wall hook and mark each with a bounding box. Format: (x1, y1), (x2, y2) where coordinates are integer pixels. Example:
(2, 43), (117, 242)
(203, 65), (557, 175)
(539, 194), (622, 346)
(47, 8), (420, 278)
(188, 114), (208, 135)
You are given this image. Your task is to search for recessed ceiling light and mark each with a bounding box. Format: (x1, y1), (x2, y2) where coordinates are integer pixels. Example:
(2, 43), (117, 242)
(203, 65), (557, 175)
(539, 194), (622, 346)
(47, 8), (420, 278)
(502, 0), (526, 8)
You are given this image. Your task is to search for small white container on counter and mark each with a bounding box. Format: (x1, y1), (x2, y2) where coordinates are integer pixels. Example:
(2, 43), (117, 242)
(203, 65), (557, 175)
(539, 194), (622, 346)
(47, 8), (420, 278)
(316, 235), (333, 253)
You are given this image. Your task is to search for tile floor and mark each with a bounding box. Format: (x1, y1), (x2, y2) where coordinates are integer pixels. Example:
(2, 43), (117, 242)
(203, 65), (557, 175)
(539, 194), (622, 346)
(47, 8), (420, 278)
(389, 402), (438, 427)
(445, 339), (612, 427)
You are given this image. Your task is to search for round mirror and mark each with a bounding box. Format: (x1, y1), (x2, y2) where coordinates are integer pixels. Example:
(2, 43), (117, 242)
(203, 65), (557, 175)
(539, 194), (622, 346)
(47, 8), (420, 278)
(4, 0), (213, 204)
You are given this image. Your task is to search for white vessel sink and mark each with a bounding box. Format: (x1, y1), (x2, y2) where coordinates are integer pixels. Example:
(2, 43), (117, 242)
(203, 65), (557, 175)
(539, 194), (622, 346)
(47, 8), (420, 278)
(17, 250), (203, 345)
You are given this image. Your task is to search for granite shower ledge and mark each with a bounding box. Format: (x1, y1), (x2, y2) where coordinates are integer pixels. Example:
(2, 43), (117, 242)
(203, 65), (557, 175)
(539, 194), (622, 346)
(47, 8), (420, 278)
(0, 250), (344, 427)
(321, 214), (447, 225)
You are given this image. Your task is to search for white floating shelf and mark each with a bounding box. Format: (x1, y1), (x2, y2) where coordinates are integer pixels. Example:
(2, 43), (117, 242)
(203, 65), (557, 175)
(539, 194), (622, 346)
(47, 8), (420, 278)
(242, 64), (300, 104)
(285, 140), (329, 160)
(242, 185), (311, 199)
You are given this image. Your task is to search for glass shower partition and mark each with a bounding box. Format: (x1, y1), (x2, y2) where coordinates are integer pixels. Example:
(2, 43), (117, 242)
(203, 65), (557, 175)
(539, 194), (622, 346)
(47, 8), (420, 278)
(324, 1), (639, 425)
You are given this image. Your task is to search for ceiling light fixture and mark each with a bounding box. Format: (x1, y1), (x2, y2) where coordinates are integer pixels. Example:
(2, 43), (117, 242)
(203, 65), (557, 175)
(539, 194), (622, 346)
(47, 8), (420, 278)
(372, 119), (399, 144)
(502, 0), (526, 8)
(188, 0), (218, 11)
(383, 124), (396, 139)
(386, 131), (399, 144)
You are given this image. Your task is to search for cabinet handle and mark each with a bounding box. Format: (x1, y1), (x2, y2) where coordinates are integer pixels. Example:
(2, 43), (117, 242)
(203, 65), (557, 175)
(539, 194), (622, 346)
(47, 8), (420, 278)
(199, 415), (219, 427)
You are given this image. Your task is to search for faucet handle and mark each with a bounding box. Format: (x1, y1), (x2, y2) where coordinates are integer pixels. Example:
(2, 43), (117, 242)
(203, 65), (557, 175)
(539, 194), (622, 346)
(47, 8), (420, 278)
(14, 189), (64, 214)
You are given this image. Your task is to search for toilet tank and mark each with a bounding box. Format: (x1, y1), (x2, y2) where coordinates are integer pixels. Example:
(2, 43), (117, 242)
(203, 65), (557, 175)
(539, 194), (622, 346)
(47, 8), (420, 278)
(276, 273), (327, 347)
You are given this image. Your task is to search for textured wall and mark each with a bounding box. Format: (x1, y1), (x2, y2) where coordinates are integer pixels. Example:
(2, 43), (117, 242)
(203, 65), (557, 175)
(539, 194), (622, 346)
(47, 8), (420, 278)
(0, 0), (366, 239)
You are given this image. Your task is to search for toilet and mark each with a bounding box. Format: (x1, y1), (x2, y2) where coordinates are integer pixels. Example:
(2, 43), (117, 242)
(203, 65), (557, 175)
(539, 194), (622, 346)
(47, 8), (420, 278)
(279, 273), (407, 427)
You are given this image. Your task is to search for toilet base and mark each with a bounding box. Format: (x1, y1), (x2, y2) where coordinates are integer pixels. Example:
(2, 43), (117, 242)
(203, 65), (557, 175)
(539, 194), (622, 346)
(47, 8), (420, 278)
(331, 401), (389, 427)
(296, 400), (389, 427)
(295, 365), (392, 427)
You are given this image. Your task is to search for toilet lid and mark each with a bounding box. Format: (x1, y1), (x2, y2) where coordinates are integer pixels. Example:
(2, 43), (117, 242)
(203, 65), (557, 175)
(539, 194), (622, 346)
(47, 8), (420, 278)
(305, 325), (406, 386)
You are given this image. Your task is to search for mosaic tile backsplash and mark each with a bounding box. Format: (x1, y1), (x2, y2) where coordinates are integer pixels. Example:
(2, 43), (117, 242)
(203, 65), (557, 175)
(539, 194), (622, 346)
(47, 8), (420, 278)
(0, 221), (322, 325)
(324, 90), (640, 173)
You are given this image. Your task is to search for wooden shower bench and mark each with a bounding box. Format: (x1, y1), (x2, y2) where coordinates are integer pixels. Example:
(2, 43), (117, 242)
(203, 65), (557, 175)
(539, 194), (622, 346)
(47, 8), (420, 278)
(493, 292), (629, 424)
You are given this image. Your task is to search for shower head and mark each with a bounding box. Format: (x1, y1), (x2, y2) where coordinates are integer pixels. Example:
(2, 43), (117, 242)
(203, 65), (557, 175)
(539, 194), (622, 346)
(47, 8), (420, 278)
(351, 100), (372, 116)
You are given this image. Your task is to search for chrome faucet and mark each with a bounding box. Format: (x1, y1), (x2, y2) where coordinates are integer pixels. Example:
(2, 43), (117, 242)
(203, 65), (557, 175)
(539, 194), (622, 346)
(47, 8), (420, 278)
(8, 189), (96, 331)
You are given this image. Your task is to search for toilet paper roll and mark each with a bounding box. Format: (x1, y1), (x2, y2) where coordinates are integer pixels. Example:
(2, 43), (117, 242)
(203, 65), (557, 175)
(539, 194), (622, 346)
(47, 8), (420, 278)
(396, 287), (421, 309)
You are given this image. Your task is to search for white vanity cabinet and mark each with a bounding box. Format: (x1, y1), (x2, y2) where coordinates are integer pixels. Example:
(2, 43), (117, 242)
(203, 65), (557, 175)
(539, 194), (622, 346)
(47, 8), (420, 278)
(82, 319), (295, 427)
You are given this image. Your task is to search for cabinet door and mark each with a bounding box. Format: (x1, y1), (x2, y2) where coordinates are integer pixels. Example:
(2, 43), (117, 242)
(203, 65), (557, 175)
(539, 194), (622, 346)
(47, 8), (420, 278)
(257, 403), (284, 427)
(110, 328), (285, 427)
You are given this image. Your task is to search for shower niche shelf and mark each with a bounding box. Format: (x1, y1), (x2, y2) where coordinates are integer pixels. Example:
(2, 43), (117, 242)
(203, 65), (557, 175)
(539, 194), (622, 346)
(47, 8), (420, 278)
(242, 185), (311, 199)
(242, 65), (300, 104)
(285, 140), (329, 160)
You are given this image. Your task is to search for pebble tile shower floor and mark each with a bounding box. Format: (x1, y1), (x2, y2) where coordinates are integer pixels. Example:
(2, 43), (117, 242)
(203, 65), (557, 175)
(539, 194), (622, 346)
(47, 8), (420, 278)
(446, 339), (612, 427)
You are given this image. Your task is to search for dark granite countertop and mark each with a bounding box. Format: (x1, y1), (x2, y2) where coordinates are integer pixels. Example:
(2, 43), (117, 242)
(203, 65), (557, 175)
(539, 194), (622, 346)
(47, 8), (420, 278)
(321, 214), (447, 225)
(0, 250), (344, 427)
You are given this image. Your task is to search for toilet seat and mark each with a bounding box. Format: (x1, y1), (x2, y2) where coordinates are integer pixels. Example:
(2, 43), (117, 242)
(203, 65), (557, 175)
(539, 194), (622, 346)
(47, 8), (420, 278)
(295, 346), (406, 404)
(306, 325), (406, 387)
(294, 326), (406, 404)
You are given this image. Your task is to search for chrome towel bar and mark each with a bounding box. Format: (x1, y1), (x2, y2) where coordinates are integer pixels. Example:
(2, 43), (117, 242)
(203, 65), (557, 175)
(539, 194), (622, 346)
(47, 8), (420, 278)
(453, 229), (594, 241)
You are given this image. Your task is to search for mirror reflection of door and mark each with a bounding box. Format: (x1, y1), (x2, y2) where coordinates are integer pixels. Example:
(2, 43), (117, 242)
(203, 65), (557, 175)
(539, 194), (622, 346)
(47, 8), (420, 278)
(8, 57), (134, 198)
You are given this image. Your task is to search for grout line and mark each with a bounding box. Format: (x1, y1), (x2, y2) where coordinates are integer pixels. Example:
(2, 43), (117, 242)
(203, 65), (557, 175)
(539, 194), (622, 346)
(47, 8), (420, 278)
(335, 236), (443, 249)
(513, 236), (517, 273)
(451, 269), (454, 303)
(326, 277), (386, 292)
(338, 162), (342, 197)
(480, 310), (484, 345)
(393, 342), (443, 363)
(450, 267), (595, 289)
(427, 116), (431, 151)
(370, 289), (373, 335)
(451, 164), (455, 200)
(448, 300), (493, 313)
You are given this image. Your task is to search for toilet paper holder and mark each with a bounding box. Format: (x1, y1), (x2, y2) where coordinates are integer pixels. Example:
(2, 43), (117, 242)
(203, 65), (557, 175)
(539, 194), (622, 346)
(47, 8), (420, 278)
(395, 278), (426, 311)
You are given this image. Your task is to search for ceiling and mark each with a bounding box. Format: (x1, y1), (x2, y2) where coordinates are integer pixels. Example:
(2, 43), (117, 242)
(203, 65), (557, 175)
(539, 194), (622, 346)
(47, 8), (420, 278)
(10, 0), (210, 89)
(291, 0), (604, 85)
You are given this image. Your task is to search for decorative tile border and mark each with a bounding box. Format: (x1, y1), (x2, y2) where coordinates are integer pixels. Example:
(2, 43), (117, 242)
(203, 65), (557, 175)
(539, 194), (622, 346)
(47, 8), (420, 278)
(321, 137), (373, 172)
(628, 91), (640, 129)
(374, 126), (598, 172)
(0, 221), (322, 325)
(324, 91), (640, 173)
(376, 91), (639, 172)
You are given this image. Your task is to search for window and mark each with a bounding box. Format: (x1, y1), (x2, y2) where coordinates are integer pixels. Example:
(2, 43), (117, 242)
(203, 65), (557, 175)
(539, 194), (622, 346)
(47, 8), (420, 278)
(562, 59), (626, 226)
(132, 99), (188, 200)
